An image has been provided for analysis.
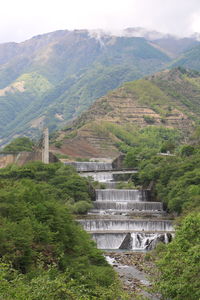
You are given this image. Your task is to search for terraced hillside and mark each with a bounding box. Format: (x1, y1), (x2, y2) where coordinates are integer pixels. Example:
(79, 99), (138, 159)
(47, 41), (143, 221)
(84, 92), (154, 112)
(50, 68), (199, 158)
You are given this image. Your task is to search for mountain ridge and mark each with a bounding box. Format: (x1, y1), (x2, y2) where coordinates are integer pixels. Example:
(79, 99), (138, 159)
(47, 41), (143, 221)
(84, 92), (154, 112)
(0, 28), (200, 146)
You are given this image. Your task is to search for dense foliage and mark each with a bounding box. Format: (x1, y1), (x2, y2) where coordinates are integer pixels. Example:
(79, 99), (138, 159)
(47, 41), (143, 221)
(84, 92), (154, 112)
(107, 124), (181, 168)
(123, 132), (200, 299)
(155, 212), (200, 300)
(131, 148), (200, 214)
(2, 137), (34, 153)
(0, 162), (126, 299)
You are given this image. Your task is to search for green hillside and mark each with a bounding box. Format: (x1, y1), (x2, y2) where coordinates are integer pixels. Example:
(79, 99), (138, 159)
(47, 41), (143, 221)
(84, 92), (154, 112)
(0, 30), (173, 145)
(171, 44), (200, 71)
(0, 29), (200, 146)
(50, 68), (200, 159)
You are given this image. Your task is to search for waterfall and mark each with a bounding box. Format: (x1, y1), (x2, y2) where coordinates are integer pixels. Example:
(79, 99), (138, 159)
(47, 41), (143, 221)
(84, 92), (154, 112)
(96, 189), (145, 201)
(81, 172), (114, 182)
(92, 233), (127, 249)
(65, 162), (113, 172)
(91, 232), (173, 250)
(92, 201), (163, 211)
(79, 219), (173, 232)
(130, 232), (172, 250)
(72, 158), (174, 251)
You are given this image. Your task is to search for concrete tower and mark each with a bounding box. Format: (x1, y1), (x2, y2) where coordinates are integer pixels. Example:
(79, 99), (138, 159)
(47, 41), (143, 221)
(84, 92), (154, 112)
(42, 128), (49, 164)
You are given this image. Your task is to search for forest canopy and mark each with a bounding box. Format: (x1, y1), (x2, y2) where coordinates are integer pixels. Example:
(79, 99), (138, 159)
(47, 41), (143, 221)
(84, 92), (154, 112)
(0, 162), (127, 299)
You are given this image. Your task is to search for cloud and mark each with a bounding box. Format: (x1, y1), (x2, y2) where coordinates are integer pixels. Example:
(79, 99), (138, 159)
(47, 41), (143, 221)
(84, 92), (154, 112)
(0, 0), (200, 43)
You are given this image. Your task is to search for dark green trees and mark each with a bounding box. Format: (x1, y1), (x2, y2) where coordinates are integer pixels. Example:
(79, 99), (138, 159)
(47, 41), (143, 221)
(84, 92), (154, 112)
(0, 162), (126, 299)
(2, 137), (34, 153)
(155, 213), (200, 300)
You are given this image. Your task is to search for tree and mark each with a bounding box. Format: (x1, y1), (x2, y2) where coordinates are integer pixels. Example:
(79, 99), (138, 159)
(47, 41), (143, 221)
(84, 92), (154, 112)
(155, 213), (200, 300)
(2, 137), (34, 153)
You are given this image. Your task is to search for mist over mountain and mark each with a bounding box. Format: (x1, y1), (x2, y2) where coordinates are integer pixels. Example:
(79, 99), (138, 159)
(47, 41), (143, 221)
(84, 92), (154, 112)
(0, 28), (200, 146)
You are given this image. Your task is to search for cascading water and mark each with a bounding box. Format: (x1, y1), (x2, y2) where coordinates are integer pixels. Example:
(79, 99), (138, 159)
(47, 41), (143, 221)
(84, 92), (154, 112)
(75, 160), (174, 251)
(79, 219), (173, 232)
(96, 189), (145, 201)
(64, 161), (113, 172)
(81, 172), (114, 182)
(92, 232), (173, 250)
(92, 201), (163, 211)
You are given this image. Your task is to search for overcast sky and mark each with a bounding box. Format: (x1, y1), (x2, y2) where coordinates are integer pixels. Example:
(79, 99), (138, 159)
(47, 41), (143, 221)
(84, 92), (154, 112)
(1, 0), (200, 43)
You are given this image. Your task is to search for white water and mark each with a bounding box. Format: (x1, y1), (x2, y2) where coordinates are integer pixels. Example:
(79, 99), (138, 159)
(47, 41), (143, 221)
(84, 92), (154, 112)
(81, 172), (114, 182)
(92, 201), (163, 211)
(65, 162), (113, 172)
(92, 232), (172, 250)
(96, 189), (145, 201)
(74, 161), (174, 250)
(79, 219), (173, 232)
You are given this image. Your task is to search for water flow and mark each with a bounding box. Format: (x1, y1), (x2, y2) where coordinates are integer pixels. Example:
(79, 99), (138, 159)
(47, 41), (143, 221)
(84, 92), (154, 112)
(96, 189), (144, 201)
(81, 172), (114, 182)
(75, 160), (174, 251)
(93, 201), (163, 211)
(92, 232), (173, 250)
(79, 219), (173, 232)
(65, 162), (113, 172)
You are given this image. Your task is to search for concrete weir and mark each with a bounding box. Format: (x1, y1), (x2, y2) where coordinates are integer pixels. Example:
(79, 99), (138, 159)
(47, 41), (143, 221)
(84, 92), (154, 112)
(74, 160), (174, 251)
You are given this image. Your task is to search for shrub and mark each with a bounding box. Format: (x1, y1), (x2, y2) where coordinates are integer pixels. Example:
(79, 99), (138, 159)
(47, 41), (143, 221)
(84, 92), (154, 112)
(143, 115), (156, 124)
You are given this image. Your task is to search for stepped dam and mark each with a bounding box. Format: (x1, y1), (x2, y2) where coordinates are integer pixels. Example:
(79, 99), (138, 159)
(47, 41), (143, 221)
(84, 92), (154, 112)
(65, 161), (174, 251)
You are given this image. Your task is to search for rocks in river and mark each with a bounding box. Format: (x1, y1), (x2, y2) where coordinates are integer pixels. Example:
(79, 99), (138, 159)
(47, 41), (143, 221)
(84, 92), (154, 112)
(119, 233), (133, 250)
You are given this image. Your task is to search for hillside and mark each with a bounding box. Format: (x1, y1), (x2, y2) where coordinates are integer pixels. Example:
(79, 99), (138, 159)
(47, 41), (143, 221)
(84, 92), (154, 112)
(0, 28), (199, 146)
(50, 68), (200, 158)
(171, 44), (200, 71)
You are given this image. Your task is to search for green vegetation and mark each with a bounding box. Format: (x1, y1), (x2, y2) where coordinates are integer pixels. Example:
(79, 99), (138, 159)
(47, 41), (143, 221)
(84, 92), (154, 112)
(133, 148), (200, 214)
(172, 45), (200, 71)
(143, 115), (156, 124)
(124, 79), (170, 107)
(54, 153), (69, 159)
(154, 212), (200, 300)
(116, 181), (136, 189)
(17, 72), (53, 96)
(2, 137), (34, 153)
(0, 33), (171, 146)
(103, 123), (181, 165)
(120, 128), (200, 299)
(95, 119), (199, 299)
(0, 162), (127, 299)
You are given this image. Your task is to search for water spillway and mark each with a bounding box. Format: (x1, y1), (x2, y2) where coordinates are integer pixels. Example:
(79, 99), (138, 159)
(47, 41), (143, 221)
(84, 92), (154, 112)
(92, 232), (173, 250)
(79, 219), (173, 232)
(81, 172), (114, 182)
(65, 161), (113, 172)
(74, 160), (174, 251)
(96, 189), (146, 201)
(81, 170), (137, 182)
(90, 201), (163, 213)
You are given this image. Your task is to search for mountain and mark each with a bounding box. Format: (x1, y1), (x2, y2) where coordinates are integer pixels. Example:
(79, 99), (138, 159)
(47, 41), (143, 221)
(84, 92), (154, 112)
(0, 28), (199, 146)
(50, 68), (200, 159)
(171, 44), (200, 70)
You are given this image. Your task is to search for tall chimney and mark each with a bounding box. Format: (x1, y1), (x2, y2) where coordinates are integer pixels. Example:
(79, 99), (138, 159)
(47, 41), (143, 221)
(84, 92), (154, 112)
(42, 128), (49, 164)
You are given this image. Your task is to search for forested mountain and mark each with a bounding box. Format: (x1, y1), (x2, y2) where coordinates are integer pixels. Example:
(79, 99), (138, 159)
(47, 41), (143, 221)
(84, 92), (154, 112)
(0, 28), (199, 146)
(50, 67), (200, 158)
(171, 43), (200, 70)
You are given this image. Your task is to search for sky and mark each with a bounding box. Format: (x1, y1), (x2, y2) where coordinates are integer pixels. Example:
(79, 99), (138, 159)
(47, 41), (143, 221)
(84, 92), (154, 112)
(1, 0), (200, 43)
